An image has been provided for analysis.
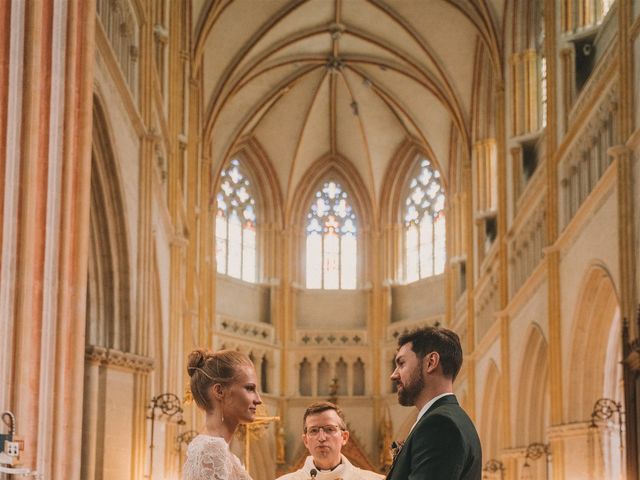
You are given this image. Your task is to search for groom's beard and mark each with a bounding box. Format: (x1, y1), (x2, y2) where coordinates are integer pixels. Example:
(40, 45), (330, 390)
(397, 362), (424, 406)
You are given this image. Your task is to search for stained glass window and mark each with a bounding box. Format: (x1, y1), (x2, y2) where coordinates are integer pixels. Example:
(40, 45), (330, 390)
(536, 3), (547, 129)
(215, 158), (257, 282)
(404, 158), (446, 282)
(305, 181), (357, 289)
(600, 0), (614, 21)
(540, 56), (547, 128)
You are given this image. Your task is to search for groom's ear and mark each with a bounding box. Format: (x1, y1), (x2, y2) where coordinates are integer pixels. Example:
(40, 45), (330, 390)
(424, 352), (440, 374)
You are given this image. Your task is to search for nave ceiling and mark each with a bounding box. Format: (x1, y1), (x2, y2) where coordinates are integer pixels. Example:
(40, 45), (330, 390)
(192, 0), (505, 210)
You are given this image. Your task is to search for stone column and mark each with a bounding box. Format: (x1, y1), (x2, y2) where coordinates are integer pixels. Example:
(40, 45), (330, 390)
(130, 4), (156, 476)
(612, 143), (638, 480)
(0, 1), (95, 479)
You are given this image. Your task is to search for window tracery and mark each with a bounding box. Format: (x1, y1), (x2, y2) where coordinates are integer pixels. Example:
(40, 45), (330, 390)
(305, 181), (357, 289)
(215, 158), (257, 283)
(536, 5), (548, 129)
(403, 159), (446, 282)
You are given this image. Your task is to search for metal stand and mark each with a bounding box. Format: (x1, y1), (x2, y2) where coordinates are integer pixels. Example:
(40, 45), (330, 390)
(590, 396), (624, 477)
(146, 393), (185, 479)
(522, 442), (551, 480)
(483, 459), (505, 480)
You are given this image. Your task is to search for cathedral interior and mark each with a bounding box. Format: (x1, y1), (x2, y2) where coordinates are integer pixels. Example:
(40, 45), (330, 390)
(1, 0), (640, 479)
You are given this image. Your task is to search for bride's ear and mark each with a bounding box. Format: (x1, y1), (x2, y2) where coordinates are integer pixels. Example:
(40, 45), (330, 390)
(211, 383), (225, 400)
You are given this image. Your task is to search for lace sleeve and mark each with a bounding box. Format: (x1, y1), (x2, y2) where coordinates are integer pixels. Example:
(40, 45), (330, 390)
(183, 436), (231, 480)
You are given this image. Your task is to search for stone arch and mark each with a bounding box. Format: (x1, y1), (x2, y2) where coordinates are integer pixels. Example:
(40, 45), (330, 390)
(210, 136), (284, 281)
(299, 357), (311, 396)
(470, 42), (498, 142)
(317, 357), (331, 396)
(260, 354), (270, 393)
(479, 360), (502, 459)
(81, 94), (135, 480)
(379, 139), (447, 282)
(288, 153), (374, 286)
(335, 357), (348, 395)
(86, 95), (132, 351)
(380, 139), (447, 224)
(567, 264), (621, 422)
(353, 357), (365, 395)
(515, 323), (548, 445)
(508, 0), (544, 53)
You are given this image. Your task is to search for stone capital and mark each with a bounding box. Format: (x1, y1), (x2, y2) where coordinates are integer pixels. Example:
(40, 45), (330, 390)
(85, 345), (155, 372)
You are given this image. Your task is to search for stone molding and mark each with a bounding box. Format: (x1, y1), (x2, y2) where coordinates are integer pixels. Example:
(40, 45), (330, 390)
(216, 315), (276, 344)
(548, 421), (594, 439)
(296, 329), (368, 346)
(85, 345), (154, 373)
(386, 316), (443, 342)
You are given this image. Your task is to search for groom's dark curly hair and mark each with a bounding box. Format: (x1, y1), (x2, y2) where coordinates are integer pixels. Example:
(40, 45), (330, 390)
(397, 326), (463, 380)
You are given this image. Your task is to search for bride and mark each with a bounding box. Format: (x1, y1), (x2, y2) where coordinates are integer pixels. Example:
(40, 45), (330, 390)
(183, 349), (262, 480)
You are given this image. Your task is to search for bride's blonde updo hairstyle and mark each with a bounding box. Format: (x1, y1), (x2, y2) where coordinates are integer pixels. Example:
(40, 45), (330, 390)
(187, 349), (253, 411)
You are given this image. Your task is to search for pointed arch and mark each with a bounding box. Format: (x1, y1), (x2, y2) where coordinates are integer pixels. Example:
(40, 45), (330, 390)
(211, 136), (284, 282)
(87, 95), (132, 351)
(567, 264), (621, 422)
(299, 358), (312, 396)
(82, 93), (136, 480)
(479, 361), (502, 460)
(213, 136), (284, 228)
(317, 357), (331, 395)
(288, 153), (374, 288)
(379, 139), (447, 283)
(289, 154), (374, 229)
(380, 139), (447, 226)
(471, 41), (498, 142)
(506, 0), (547, 136)
(515, 324), (548, 445)
(509, 0), (545, 53)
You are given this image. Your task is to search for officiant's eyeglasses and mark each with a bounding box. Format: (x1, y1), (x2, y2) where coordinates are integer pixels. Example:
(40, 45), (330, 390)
(304, 425), (344, 437)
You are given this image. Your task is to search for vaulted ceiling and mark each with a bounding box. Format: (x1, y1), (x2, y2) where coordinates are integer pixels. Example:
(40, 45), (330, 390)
(192, 0), (504, 207)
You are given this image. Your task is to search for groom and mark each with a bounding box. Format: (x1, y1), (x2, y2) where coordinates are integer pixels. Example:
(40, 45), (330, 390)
(386, 326), (482, 479)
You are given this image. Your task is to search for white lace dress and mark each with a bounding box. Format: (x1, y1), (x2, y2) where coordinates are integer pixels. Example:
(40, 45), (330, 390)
(183, 435), (252, 480)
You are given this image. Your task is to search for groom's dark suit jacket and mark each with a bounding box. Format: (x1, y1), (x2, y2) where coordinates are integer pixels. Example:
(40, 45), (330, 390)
(386, 395), (482, 480)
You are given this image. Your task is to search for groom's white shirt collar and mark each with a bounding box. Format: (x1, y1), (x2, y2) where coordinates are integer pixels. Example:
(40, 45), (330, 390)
(411, 392), (454, 431)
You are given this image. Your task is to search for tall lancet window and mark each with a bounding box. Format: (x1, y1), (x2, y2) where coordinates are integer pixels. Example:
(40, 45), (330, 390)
(536, 3), (547, 129)
(305, 181), (357, 289)
(215, 158), (257, 282)
(404, 158), (446, 282)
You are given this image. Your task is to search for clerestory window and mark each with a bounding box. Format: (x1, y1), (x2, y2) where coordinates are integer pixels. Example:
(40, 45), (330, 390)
(305, 181), (357, 289)
(404, 158), (446, 282)
(215, 158), (257, 282)
(536, 3), (547, 129)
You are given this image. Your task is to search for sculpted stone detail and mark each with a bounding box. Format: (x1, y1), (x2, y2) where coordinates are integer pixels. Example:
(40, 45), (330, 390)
(297, 330), (367, 346)
(216, 315), (275, 344)
(85, 345), (154, 373)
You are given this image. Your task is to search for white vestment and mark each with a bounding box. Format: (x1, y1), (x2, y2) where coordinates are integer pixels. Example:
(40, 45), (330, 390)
(276, 455), (383, 480)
